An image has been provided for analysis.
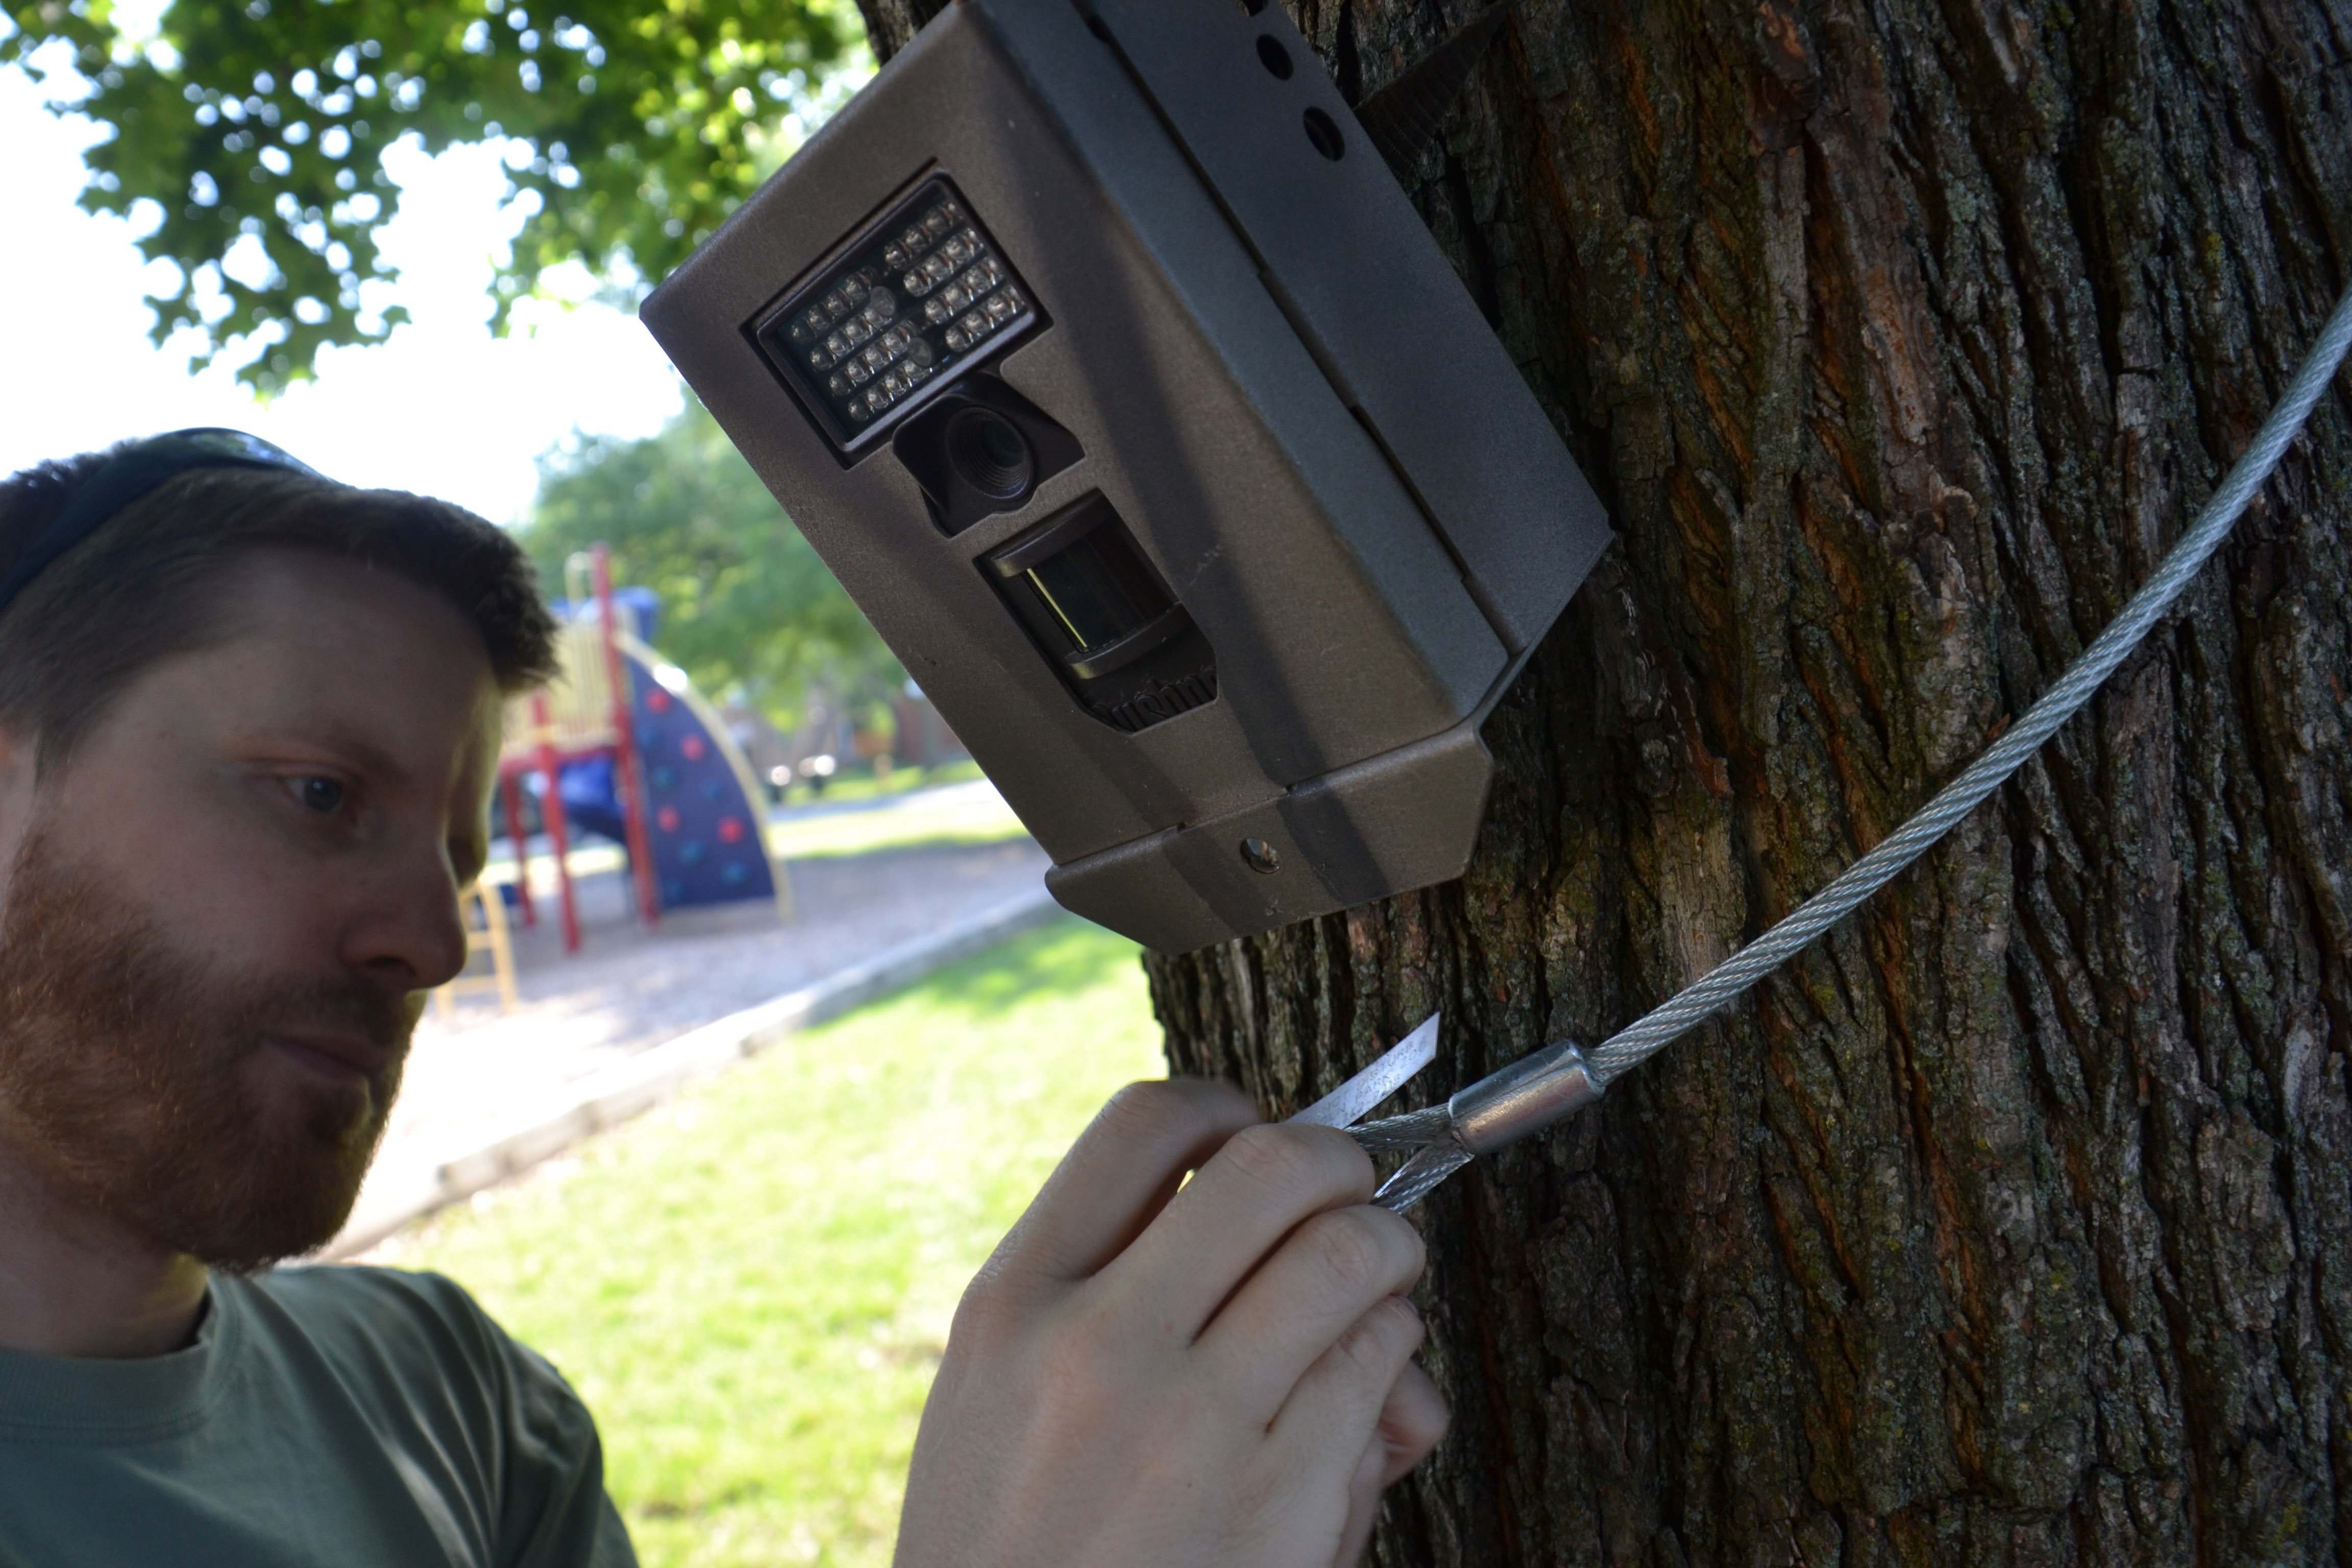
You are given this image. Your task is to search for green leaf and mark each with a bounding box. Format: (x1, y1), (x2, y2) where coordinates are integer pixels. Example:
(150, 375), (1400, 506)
(5, 0), (869, 390)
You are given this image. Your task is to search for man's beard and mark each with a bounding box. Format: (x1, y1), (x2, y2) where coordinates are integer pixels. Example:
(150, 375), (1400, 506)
(0, 828), (416, 1272)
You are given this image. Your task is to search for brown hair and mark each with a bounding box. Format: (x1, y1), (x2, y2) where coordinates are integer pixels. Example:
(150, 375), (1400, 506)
(0, 445), (559, 775)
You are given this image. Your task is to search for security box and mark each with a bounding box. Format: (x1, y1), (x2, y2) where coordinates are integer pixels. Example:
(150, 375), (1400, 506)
(642, 0), (1611, 953)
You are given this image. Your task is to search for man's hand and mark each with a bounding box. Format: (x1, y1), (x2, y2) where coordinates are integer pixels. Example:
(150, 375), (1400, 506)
(894, 1079), (1449, 1568)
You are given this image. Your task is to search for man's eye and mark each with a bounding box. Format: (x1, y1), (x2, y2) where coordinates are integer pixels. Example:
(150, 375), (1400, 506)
(296, 777), (348, 815)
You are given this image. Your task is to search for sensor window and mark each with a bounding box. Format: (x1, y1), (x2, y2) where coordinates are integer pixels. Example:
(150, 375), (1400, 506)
(754, 176), (1044, 454)
(986, 493), (1219, 733)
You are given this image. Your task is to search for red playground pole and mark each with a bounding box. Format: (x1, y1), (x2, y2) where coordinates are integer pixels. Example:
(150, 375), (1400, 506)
(499, 768), (537, 928)
(531, 693), (582, 954)
(595, 545), (663, 927)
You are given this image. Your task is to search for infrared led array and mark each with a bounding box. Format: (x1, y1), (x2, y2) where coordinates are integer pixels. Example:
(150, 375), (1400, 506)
(759, 178), (1040, 448)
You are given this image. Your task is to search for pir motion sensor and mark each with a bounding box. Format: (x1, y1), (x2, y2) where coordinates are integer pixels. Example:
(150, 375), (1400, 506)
(1296, 279), (2352, 1216)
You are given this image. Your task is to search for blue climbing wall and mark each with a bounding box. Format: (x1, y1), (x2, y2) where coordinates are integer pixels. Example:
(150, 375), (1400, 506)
(623, 648), (779, 911)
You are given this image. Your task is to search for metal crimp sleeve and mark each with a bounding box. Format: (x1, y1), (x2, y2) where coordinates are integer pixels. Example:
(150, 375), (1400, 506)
(1448, 1040), (1604, 1155)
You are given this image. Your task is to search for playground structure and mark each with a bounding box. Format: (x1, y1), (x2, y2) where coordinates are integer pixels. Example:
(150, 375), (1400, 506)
(433, 885), (519, 1016)
(495, 548), (793, 954)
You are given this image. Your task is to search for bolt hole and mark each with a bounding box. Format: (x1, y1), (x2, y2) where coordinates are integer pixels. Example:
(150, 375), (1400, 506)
(1236, 0), (1268, 13)
(1302, 106), (1345, 161)
(1240, 837), (1281, 875)
(1256, 34), (1294, 78)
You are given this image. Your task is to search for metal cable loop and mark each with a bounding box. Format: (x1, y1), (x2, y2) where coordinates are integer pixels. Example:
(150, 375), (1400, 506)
(1353, 281), (2352, 1212)
(1584, 279), (2352, 1087)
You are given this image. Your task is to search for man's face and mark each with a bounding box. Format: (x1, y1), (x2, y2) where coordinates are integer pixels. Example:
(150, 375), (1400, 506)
(0, 552), (502, 1270)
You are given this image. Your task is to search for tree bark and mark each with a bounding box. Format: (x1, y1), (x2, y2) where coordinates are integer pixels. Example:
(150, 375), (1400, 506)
(866, 0), (2351, 1558)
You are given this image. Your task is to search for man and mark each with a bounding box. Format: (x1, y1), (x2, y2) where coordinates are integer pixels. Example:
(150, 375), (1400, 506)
(0, 431), (1446, 1566)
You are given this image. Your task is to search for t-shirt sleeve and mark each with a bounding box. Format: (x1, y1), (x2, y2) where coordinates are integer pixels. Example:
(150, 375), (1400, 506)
(390, 1271), (639, 1568)
(492, 1338), (636, 1568)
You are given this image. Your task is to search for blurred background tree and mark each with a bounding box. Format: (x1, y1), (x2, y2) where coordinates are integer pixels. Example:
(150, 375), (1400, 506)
(521, 397), (903, 732)
(0, 0), (866, 390)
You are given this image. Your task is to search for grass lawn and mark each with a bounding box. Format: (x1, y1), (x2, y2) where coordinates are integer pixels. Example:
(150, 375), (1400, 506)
(764, 784), (1030, 862)
(374, 919), (1163, 1566)
(775, 758), (986, 809)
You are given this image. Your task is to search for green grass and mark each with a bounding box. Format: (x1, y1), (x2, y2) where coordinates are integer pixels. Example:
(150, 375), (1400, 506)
(777, 758), (985, 808)
(380, 920), (1163, 1567)
(764, 788), (1031, 862)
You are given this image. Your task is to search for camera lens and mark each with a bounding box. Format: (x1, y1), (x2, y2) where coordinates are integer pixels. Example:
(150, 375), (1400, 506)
(946, 407), (1035, 500)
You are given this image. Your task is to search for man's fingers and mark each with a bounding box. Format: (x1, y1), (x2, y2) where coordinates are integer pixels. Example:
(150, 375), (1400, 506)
(1195, 1203), (1424, 1423)
(1372, 1360), (1449, 1485)
(1269, 1294), (1428, 1470)
(986, 1078), (1258, 1288)
(1100, 1120), (1376, 1336)
(1329, 1433), (1388, 1568)
(1327, 1361), (1450, 1567)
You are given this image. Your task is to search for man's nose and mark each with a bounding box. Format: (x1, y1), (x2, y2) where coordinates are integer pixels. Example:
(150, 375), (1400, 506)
(341, 843), (471, 992)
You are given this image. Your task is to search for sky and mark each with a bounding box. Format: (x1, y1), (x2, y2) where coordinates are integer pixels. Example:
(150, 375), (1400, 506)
(0, 36), (764, 523)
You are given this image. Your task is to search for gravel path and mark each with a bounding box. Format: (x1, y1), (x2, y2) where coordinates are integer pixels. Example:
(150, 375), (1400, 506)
(374, 835), (1051, 1175)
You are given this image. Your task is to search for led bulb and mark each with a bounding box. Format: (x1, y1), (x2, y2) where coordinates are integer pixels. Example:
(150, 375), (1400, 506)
(752, 176), (1044, 450)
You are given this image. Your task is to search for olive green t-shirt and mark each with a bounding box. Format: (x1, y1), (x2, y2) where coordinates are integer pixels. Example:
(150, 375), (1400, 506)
(0, 1265), (635, 1567)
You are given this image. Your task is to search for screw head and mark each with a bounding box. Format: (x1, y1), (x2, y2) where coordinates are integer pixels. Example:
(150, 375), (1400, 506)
(1240, 837), (1281, 875)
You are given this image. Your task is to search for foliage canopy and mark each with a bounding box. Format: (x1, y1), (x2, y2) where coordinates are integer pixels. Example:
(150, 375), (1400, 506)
(3, 0), (867, 388)
(521, 399), (902, 728)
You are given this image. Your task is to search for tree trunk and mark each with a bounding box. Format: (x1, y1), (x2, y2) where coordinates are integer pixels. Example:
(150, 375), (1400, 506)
(865, 0), (2351, 1558)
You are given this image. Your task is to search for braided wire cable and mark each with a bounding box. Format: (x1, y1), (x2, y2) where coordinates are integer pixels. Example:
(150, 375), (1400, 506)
(1351, 280), (2351, 1212)
(1584, 280), (2352, 1087)
(1373, 1135), (1475, 1212)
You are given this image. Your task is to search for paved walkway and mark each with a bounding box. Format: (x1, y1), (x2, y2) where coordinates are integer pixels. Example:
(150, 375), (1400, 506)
(355, 819), (1050, 1230)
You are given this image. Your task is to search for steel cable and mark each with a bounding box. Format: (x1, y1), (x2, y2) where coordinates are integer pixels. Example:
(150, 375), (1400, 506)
(1357, 279), (2352, 1210)
(1586, 279), (2352, 1086)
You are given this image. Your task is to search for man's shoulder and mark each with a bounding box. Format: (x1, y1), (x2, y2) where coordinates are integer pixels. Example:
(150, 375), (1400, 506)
(251, 1262), (489, 1328)
(231, 1267), (629, 1563)
(229, 1265), (524, 1398)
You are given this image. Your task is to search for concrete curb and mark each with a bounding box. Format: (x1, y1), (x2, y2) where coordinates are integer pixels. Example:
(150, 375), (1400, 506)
(329, 886), (1067, 1258)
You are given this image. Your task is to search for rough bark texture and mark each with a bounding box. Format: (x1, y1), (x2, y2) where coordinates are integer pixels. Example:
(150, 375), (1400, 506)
(866, 0), (2352, 1558)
